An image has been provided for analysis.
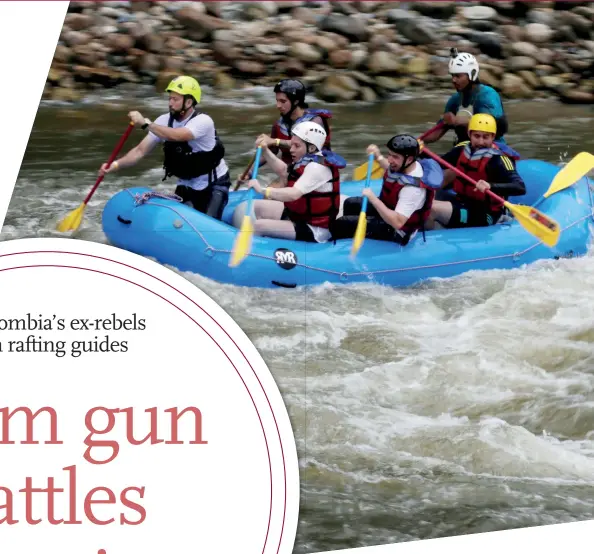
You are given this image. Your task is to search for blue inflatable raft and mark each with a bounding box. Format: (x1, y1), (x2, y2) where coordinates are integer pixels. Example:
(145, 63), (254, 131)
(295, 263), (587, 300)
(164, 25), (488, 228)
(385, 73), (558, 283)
(101, 160), (594, 289)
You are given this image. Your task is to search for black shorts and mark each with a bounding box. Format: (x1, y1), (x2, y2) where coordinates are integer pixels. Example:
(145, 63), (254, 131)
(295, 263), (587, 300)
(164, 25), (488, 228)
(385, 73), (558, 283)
(174, 171), (231, 220)
(280, 209), (317, 243)
(330, 197), (412, 245)
(447, 199), (502, 228)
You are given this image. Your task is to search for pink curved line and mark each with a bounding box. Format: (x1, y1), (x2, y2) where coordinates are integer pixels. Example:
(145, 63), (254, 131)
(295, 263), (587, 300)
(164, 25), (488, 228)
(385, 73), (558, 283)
(0, 256), (290, 553)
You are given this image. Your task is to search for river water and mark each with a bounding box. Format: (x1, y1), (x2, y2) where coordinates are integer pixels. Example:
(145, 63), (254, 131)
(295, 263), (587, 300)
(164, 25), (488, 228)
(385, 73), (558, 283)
(5, 89), (594, 553)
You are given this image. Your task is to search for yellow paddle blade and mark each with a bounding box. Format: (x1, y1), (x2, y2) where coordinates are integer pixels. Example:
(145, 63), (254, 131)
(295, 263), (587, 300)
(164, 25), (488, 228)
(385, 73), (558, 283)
(543, 152), (594, 198)
(504, 201), (560, 248)
(370, 164), (384, 180)
(350, 211), (368, 258)
(229, 215), (254, 268)
(56, 203), (86, 232)
(352, 160), (383, 182)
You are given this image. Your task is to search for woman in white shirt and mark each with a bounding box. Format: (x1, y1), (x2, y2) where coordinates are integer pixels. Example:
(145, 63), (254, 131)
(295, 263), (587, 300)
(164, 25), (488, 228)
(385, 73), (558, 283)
(243, 122), (346, 243)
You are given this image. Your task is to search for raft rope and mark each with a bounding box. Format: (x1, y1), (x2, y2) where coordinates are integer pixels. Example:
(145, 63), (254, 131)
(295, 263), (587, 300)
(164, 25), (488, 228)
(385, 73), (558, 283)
(133, 191), (183, 205)
(124, 188), (594, 280)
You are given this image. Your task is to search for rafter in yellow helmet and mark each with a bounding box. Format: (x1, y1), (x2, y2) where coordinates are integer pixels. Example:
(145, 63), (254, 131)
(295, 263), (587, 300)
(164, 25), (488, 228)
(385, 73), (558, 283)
(468, 113), (497, 135)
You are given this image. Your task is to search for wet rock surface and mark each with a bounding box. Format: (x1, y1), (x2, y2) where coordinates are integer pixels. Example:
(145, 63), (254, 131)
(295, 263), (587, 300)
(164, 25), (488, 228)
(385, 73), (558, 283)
(46, 1), (594, 104)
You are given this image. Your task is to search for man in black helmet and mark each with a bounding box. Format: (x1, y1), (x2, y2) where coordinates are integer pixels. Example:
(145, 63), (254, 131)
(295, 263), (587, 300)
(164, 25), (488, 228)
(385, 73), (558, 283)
(331, 135), (443, 246)
(237, 79), (333, 186)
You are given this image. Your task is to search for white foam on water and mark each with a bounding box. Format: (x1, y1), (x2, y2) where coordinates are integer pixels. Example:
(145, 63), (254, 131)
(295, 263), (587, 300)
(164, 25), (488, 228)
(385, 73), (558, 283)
(190, 254), (594, 491)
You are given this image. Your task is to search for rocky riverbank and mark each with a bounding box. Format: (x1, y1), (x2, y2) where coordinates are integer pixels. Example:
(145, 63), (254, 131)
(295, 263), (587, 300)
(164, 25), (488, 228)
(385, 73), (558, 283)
(46, 1), (594, 106)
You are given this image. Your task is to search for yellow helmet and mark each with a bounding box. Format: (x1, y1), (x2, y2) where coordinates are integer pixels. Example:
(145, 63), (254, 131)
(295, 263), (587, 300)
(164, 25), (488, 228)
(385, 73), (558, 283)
(165, 75), (201, 104)
(468, 113), (496, 135)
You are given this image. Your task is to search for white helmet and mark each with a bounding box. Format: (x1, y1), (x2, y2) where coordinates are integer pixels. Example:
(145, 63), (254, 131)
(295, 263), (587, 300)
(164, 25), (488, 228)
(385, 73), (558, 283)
(448, 51), (479, 81)
(291, 121), (326, 153)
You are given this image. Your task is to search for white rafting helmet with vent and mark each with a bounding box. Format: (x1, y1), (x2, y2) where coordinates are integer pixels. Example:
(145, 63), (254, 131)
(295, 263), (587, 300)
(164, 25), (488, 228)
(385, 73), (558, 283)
(291, 121), (327, 153)
(448, 49), (480, 81)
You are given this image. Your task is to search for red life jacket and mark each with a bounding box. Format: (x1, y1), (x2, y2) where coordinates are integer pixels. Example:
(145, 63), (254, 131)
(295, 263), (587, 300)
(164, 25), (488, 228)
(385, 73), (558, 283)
(453, 142), (518, 214)
(379, 165), (436, 235)
(271, 109), (332, 165)
(284, 151), (344, 229)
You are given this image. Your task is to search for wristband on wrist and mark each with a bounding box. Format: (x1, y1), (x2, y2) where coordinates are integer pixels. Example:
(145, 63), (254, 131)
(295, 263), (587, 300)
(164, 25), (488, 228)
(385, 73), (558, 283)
(275, 138), (280, 147)
(141, 118), (151, 130)
(265, 188), (271, 199)
(112, 161), (119, 170)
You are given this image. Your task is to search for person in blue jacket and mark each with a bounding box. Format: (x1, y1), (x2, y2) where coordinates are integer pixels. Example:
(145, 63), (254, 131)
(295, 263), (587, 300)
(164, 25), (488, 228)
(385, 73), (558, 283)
(423, 49), (509, 147)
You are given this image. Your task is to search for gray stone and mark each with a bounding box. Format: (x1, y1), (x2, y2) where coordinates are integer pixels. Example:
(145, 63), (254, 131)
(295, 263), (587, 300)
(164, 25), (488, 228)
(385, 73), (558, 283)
(318, 14), (369, 42)
(524, 23), (554, 44)
(461, 6), (497, 20)
(508, 56), (536, 72)
(511, 42), (539, 57)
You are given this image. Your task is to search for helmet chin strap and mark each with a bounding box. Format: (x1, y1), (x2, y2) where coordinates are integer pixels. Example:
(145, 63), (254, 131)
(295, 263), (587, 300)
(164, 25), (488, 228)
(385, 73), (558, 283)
(399, 156), (415, 173)
(171, 97), (193, 120)
(283, 98), (304, 130)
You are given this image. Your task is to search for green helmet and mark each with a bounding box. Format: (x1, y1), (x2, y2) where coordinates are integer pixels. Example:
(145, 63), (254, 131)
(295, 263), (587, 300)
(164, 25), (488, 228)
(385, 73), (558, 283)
(165, 75), (201, 104)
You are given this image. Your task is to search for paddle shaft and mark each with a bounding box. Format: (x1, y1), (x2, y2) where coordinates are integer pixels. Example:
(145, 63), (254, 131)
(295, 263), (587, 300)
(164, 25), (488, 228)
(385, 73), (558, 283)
(418, 121), (446, 142)
(241, 153), (256, 180)
(233, 152), (257, 191)
(83, 122), (134, 205)
(420, 145), (561, 246)
(244, 146), (263, 213)
(421, 145), (507, 206)
(251, 147), (263, 181)
(360, 153), (375, 213)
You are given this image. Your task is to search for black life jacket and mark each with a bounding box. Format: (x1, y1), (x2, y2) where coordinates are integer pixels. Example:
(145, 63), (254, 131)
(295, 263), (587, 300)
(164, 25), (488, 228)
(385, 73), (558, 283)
(162, 111), (225, 185)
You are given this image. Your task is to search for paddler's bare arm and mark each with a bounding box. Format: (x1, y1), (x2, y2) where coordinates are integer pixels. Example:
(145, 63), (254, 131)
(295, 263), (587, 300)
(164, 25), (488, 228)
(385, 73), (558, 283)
(260, 143), (288, 182)
(362, 189), (408, 230)
(143, 122), (193, 142)
(422, 125), (449, 144)
(236, 134), (289, 187)
(442, 168), (455, 188)
(264, 115), (323, 151)
(366, 144), (390, 170)
(248, 179), (301, 202)
(257, 134), (290, 152)
(99, 135), (157, 176)
(453, 110), (473, 127)
(274, 137), (291, 150)
(128, 110), (193, 142)
(424, 110), (472, 144)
